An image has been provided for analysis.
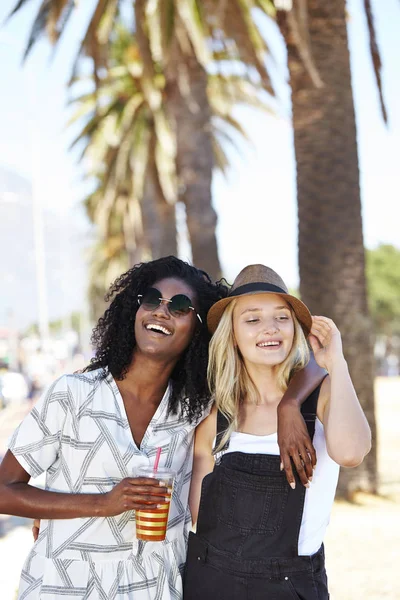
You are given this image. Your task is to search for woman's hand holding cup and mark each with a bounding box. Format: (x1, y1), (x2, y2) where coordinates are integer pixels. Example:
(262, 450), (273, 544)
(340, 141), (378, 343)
(100, 477), (170, 517)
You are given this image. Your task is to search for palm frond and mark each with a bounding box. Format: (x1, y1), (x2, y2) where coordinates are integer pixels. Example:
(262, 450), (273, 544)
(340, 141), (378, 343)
(255, 0), (275, 17)
(146, 0), (164, 63)
(123, 194), (146, 263)
(159, 0), (175, 59)
(6, 0), (36, 21)
(143, 127), (168, 208)
(46, 0), (73, 44)
(153, 109), (176, 157)
(286, 0), (323, 88)
(71, 108), (124, 163)
(236, 0), (267, 54)
(114, 107), (150, 192)
(129, 114), (152, 198)
(213, 124), (246, 154)
(96, 178), (121, 235)
(214, 113), (252, 144)
(94, 113), (148, 231)
(212, 136), (230, 176)
(97, 0), (120, 45)
(114, 135), (135, 191)
(209, 73), (273, 114)
(117, 94), (147, 134)
(69, 111), (106, 151)
(176, 0), (211, 66)
(98, 146), (120, 190)
(68, 0), (116, 86)
(363, 0), (388, 123)
(153, 111), (177, 203)
(134, 0), (162, 109)
(214, 0), (274, 94)
(68, 90), (96, 110)
(67, 94), (100, 126)
(17, 0), (77, 58)
(22, 0), (55, 58)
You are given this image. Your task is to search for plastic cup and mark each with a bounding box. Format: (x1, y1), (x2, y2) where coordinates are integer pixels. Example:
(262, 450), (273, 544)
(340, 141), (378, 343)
(134, 465), (175, 541)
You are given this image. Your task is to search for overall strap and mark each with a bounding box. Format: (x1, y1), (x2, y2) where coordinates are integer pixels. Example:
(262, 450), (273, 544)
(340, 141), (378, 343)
(300, 381), (324, 440)
(213, 410), (230, 454)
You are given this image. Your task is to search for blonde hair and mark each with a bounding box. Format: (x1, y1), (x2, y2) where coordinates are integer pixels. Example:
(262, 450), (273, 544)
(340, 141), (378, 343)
(208, 297), (310, 453)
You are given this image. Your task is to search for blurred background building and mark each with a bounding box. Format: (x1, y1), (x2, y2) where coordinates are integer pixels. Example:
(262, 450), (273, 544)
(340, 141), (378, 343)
(0, 165), (90, 401)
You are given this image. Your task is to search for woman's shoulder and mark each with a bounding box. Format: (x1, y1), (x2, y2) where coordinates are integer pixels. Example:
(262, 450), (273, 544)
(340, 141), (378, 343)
(66, 367), (107, 386)
(46, 368), (108, 402)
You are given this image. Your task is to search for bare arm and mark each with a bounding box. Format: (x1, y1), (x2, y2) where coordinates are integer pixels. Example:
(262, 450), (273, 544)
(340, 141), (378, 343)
(311, 317), (371, 467)
(0, 450), (170, 519)
(277, 354), (327, 488)
(188, 406), (216, 526)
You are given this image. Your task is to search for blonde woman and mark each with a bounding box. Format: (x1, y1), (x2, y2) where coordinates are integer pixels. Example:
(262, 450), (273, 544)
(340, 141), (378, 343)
(185, 265), (371, 600)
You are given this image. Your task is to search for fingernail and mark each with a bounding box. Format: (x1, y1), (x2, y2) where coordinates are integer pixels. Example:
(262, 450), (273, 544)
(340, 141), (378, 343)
(280, 462), (284, 471)
(167, 487), (173, 495)
(159, 480), (167, 486)
(305, 482), (310, 489)
(157, 504), (163, 508)
(290, 482), (296, 490)
(308, 476), (313, 482)
(165, 497), (171, 502)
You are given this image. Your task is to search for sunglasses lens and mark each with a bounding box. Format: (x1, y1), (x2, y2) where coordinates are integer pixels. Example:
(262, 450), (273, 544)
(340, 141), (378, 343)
(140, 288), (161, 311)
(169, 294), (192, 316)
(139, 289), (197, 319)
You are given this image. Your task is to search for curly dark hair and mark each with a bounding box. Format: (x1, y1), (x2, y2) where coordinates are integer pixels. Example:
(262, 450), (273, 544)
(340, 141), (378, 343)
(85, 256), (229, 423)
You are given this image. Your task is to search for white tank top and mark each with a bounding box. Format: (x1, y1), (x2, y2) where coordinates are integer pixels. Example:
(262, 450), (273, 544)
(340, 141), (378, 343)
(220, 418), (339, 556)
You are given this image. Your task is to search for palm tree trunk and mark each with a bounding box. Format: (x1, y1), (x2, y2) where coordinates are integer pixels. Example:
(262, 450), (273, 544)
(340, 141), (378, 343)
(141, 180), (177, 259)
(141, 127), (178, 260)
(278, 0), (377, 498)
(165, 41), (221, 280)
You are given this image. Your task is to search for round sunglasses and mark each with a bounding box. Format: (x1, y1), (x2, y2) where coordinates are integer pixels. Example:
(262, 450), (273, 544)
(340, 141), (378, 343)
(137, 287), (203, 323)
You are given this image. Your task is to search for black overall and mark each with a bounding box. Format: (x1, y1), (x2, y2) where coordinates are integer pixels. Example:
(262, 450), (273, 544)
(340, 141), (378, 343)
(184, 387), (329, 599)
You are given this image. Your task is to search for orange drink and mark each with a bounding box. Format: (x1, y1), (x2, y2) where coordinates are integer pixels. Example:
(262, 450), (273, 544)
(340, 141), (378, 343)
(134, 466), (175, 542)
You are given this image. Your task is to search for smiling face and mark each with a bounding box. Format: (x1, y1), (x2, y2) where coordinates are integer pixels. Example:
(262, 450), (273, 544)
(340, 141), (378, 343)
(134, 277), (199, 362)
(232, 293), (295, 370)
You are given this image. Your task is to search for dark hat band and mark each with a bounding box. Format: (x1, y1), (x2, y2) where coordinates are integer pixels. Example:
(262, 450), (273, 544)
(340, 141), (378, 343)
(229, 282), (287, 298)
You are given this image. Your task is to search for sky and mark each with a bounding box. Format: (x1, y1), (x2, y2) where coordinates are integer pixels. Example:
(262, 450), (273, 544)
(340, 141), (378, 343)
(0, 0), (399, 326)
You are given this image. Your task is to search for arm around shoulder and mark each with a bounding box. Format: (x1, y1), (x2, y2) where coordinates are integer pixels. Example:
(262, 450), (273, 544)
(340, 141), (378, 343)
(280, 352), (327, 410)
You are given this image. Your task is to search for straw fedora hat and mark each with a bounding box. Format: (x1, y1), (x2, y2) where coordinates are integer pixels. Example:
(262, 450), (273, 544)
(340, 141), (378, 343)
(207, 264), (312, 335)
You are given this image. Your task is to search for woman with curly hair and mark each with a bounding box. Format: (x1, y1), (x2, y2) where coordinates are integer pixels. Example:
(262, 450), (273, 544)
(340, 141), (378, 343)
(0, 256), (325, 600)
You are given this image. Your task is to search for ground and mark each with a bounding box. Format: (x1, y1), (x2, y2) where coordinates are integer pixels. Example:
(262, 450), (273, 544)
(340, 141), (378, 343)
(324, 377), (400, 599)
(0, 378), (399, 599)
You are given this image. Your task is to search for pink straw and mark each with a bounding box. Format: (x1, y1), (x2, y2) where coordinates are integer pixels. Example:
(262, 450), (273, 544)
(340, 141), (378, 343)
(153, 447), (162, 474)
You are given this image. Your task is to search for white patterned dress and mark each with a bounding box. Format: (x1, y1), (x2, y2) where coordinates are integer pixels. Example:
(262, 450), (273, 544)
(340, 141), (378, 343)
(9, 368), (205, 599)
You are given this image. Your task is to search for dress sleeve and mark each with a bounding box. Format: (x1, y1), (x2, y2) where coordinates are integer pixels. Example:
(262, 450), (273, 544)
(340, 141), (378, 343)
(8, 375), (71, 478)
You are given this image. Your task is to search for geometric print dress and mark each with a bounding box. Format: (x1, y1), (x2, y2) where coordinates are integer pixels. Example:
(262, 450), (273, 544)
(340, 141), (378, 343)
(9, 368), (204, 599)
